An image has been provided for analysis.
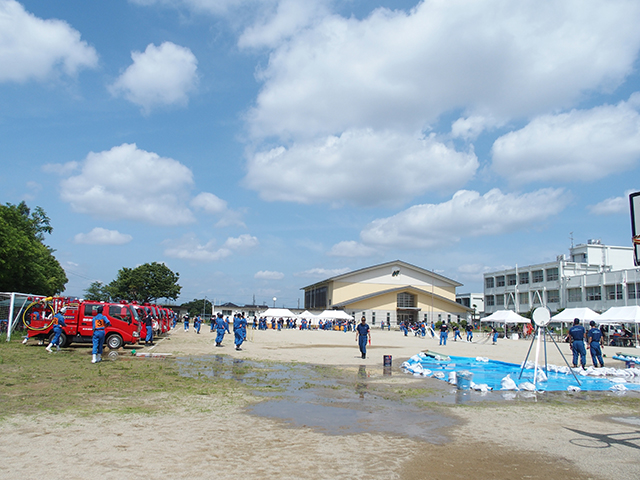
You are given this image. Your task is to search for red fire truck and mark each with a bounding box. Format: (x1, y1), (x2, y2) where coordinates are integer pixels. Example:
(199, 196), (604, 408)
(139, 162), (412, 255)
(25, 298), (141, 349)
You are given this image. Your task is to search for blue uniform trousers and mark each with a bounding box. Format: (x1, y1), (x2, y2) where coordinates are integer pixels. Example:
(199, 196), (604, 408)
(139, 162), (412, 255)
(572, 340), (587, 367)
(92, 330), (106, 355)
(589, 342), (604, 367)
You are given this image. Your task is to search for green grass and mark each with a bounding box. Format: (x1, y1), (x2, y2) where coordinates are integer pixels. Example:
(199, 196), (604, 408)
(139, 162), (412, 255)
(0, 339), (247, 417)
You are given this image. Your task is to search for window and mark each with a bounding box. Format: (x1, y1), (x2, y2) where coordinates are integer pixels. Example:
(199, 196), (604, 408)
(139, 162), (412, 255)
(519, 292), (529, 305)
(605, 284), (623, 300)
(507, 274), (517, 286)
(568, 288), (582, 303)
(629, 283), (639, 300)
(547, 290), (560, 304)
(397, 292), (416, 308)
(586, 286), (601, 301)
(485, 277), (495, 289)
(371, 312), (375, 324)
(519, 272), (529, 284)
(424, 314), (428, 322)
(496, 275), (505, 287)
(305, 286), (328, 309)
(532, 270), (544, 283)
(495, 294), (504, 306)
(546, 268), (559, 281)
(485, 295), (495, 306)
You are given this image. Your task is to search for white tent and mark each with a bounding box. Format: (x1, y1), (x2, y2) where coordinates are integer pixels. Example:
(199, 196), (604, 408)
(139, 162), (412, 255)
(481, 310), (530, 324)
(299, 310), (319, 319)
(597, 306), (640, 324)
(551, 307), (601, 323)
(260, 307), (297, 319)
(318, 310), (354, 320)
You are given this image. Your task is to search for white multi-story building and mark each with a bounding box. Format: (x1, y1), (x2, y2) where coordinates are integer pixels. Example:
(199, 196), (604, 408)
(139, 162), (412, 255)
(483, 240), (640, 315)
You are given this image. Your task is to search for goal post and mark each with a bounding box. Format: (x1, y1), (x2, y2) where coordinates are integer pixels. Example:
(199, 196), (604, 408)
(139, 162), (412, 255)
(631, 192), (640, 267)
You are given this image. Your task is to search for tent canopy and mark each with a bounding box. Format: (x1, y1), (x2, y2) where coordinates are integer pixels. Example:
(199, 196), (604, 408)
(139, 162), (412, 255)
(318, 310), (353, 320)
(481, 310), (530, 324)
(597, 306), (640, 324)
(299, 310), (318, 319)
(551, 307), (601, 323)
(260, 308), (297, 319)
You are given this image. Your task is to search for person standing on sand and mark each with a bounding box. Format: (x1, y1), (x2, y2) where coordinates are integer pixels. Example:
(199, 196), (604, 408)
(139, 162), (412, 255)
(356, 316), (370, 359)
(466, 323), (473, 342)
(215, 313), (229, 347)
(194, 314), (202, 334)
(234, 313), (247, 351)
(439, 322), (448, 346)
(568, 318), (587, 369)
(491, 326), (498, 345)
(587, 320), (604, 368)
(183, 313), (189, 331)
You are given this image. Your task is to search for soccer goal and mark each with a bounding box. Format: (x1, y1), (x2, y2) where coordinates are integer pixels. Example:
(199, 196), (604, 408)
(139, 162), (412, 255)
(0, 292), (47, 342)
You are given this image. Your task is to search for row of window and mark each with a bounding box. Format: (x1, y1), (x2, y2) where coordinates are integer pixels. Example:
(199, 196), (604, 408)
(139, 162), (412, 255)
(487, 283), (640, 305)
(485, 290), (560, 307)
(485, 268), (559, 289)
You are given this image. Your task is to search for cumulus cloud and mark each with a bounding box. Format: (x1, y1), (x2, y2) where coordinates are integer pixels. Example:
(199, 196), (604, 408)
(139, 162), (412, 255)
(360, 188), (571, 249)
(492, 98), (640, 184)
(191, 192), (245, 227)
(451, 115), (502, 141)
(327, 241), (377, 257)
(0, 0), (98, 82)
(294, 267), (350, 278)
(74, 227), (133, 245)
(588, 189), (638, 215)
(245, 129), (477, 206)
(254, 270), (284, 280)
(163, 233), (258, 261)
(247, 0), (640, 139)
(60, 143), (195, 226)
(109, 42), (198, 113)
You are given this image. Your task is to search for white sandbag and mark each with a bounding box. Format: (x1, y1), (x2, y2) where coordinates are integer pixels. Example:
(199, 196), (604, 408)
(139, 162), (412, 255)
(501, 374), (518, 391)
(432, 371), (445, 379)
(448, 371), (457, 384)
(519, 382), (536, 391)
(472, 383), (492, 392)
(610, 384), (627, 391)
(567, 385), (581, 392)
(610, 377), (626, 384)
(475, 357), (489, 363)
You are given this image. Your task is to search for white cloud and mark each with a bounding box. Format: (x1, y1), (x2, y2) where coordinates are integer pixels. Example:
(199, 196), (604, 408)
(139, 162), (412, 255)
(360, 188), (571, 249)
(238, 0), (330, 49)
(451, 115), (502, 141)
(294, 267), (350, 278)
(191, 192), (245, 227)
(74, 227), (133, 245)
(492, 99), (640, 184)
(327, 241), (377, 257)
(588, 189), (638, 215)
(247, 0), (640, 139)
(164, 233), (258, 261)
(254, 270), (284, 280)
(42, 161), (79, 176)
(245, 129), (477, 206)
(109, 42), (198, 113)
(0, 0), (98, 82)
(60, 143), (195, 226)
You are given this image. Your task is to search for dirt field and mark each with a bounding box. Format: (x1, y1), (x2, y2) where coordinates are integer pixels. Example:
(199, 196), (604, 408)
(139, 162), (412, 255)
(1, 326), (639, 480)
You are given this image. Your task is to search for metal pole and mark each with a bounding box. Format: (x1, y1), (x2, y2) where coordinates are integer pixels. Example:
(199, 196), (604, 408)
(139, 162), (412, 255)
(6, 292), (15, 342)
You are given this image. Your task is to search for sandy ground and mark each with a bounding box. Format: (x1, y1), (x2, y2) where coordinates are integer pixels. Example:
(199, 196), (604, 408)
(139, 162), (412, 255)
(2, 326), (640, 480)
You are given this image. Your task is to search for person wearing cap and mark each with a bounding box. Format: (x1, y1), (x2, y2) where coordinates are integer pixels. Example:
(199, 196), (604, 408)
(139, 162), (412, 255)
(46, 307), (67, 353)
(92, 306), (111, 363)
(587, 320), (605, 368)
(356, 316), (370, 359)
(567, 318), (586, 369)
(143, 308), (154, 345)
(183, 313), (190, 331)
(439, 322), (449, 346)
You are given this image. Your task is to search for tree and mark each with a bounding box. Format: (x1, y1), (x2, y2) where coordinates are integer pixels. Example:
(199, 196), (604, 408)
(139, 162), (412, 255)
(0, 201), (67, 295)
(84, 281), (111, 302)
(180, 298), (212, 317)
(107, 262), (181, 303)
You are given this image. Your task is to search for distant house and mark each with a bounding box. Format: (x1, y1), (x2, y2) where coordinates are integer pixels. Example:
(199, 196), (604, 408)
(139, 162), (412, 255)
(301, 260), (471, 325)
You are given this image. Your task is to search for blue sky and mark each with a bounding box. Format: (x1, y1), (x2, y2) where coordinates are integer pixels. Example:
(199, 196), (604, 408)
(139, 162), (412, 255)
(2, 0), (639, 307)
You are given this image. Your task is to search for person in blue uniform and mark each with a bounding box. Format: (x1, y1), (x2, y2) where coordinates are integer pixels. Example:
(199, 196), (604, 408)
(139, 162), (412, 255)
(466, 323), (473, 342)
(215, 313), (229, 346)
(46, 307), (67, 353)
(234, 313), (247, 350)
(439, 322), (449, 346)
(92, 306), (111, 363)
(144, 308), (154, 345)
(491, 326), (499, 344)
(356, 316), (370, 359)
(587, 320), (605, 368)
(194, 314), (202, 334)
(568, 318), (586, 369)
(453, 325), (462, 341)
(183, 313), (189, 331)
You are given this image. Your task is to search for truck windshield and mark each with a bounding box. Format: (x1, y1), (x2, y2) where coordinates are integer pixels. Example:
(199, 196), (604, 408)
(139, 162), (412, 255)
(129, 305), (140, 322)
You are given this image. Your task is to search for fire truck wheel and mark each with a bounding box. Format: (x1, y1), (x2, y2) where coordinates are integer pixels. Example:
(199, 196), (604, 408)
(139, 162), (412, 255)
(106, 334), (123, 350)
(48, 332), (68, 348)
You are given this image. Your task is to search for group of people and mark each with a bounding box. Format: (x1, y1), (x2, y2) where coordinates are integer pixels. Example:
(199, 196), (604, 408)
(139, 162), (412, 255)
(178, 312), (247, 351)
(567, 318), (605, 368)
